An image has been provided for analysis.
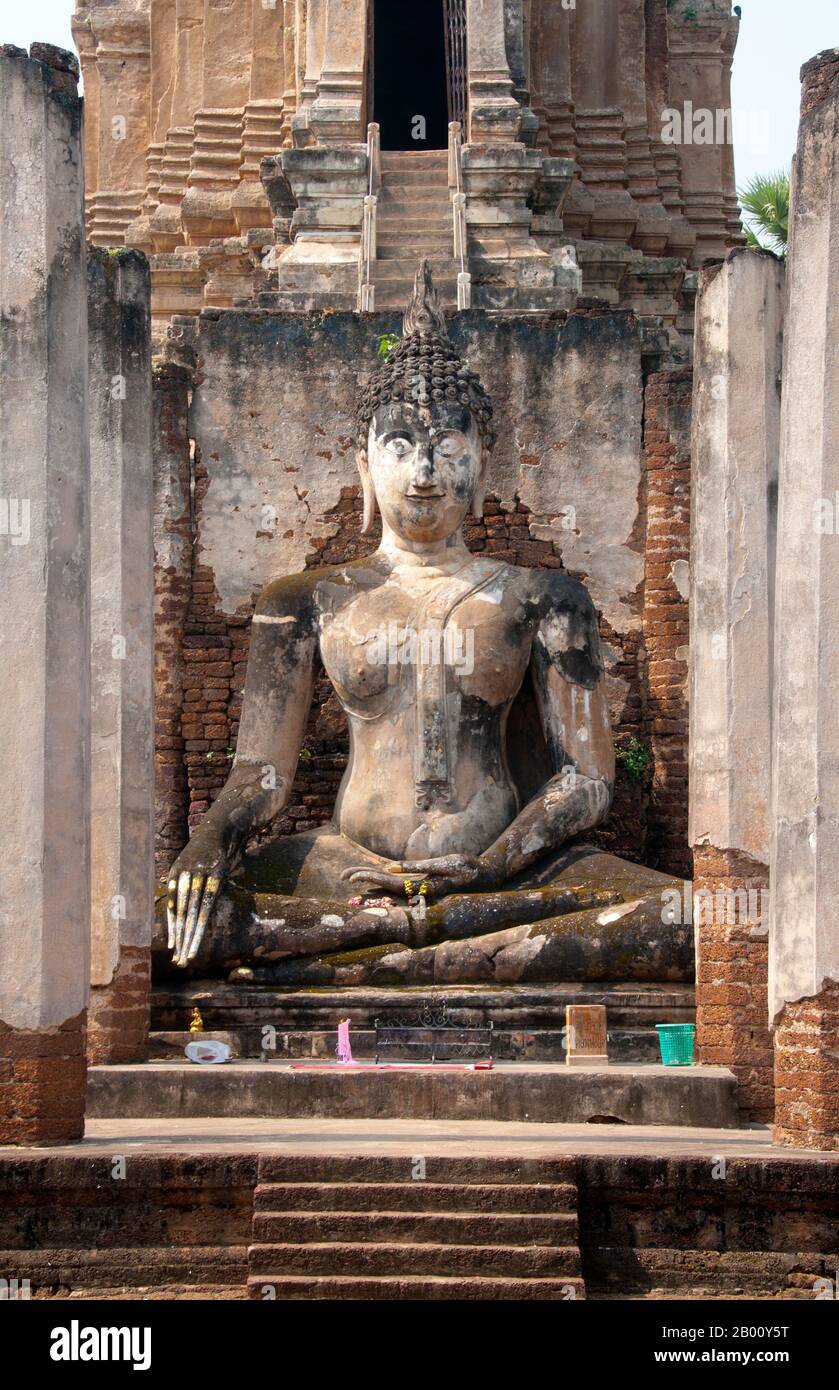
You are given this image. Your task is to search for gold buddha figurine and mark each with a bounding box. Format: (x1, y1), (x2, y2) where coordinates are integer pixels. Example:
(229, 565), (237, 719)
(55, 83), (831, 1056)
(157, 262), (686, 986)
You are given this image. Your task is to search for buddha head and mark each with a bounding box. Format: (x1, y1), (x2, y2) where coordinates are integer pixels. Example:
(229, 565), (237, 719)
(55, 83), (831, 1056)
(354, 260), (495, 544)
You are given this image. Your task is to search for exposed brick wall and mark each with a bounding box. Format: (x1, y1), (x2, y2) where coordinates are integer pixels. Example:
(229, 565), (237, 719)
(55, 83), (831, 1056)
(642, 367), (692, 878)
(153, 363), (193, 879)
(171, 485), (648, 858)
(693, 845), (773, 1124)
(87, 946), (150, 1066)
(0, 1013), (86, 1146)
(800, 48), (839, 118)
(774, 982), (839, 1151)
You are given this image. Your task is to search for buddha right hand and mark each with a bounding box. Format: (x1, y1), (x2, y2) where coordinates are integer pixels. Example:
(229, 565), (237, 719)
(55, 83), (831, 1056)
(166, 839), (228, 968)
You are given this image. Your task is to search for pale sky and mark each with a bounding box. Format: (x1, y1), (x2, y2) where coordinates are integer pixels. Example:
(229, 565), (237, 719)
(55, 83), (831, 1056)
(4, 0), (837, 193)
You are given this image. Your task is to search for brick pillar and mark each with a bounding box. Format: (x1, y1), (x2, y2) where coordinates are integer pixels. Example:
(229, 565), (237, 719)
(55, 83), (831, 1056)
(643, 367), (692, 879)
(0, 45), (90, 1143)
(87, 249), (155, 1066)
(690, 249), (784, 1124)
(771, 51), (839, 1151)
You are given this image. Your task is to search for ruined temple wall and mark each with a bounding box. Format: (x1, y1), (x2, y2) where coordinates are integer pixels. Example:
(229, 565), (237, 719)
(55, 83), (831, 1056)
(154, 306), (660, 873)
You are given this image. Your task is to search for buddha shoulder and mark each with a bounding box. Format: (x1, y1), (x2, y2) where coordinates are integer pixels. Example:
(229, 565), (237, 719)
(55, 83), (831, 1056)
(253, 559), (389, 634)
(525, 569), (604, 690)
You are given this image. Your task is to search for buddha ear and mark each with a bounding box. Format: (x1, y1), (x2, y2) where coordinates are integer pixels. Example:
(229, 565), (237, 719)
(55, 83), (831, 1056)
(470, 447), (489, 520)
(357, 447), (377, 534)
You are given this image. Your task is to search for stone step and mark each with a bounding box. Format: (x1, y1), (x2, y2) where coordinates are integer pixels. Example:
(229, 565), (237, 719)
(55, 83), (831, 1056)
(378, 191), (452, 209)
(376, 241), (453, 258)
(0, 1246), (248, 1290)
(256, 1154), (578, 1184)
(247, 1239), (582, 1278)
(88, 1063), (737, 1127)
(373, 257), (458, 276)
(375, 291), (458, 309)
(252, 1209), (579, 1245)
(246, 1273), (586, 1300)
(377, 197), (452, 215)
(253, 1180), (578, 1214)
(379, 169), (450, 189)
(380, 152), (448, 171)
(376, 218), (452, 235)
(152, 981), (696, 1056)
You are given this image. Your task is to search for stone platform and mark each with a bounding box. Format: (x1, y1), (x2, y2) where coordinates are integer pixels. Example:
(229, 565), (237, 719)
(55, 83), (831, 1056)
(2, 1124), (838, 1301)
(151, 981), (695, 1063)
(87, 1060), (738, 1129)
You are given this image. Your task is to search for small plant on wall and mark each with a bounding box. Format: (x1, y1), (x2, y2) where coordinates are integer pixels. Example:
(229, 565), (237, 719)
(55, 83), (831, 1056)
(615, 738), (650, 783)
(375, 333), (400, 358)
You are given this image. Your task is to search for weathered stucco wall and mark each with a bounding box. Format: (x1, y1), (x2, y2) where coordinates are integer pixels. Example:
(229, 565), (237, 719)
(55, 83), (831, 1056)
(174, 306), (648, 863)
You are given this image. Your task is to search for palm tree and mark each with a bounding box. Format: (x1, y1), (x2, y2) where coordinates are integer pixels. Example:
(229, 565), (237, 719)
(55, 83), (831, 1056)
(738, 171), (790, 256)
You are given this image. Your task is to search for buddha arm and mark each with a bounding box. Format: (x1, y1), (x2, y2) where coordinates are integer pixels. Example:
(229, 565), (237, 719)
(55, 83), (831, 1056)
(479, 583), (615, 884)
(167, 575), (318, 963)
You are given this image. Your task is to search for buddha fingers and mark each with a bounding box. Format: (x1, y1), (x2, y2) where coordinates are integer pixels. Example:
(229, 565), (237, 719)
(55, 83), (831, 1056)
(185, 877), (221, 963)
(166, 878), (178, 950)
(174, 871), (191, 959)
(173, 872), (221, 966)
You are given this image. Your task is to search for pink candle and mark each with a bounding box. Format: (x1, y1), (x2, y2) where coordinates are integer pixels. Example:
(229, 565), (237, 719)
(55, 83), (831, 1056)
(337, 1018), (353, 1064)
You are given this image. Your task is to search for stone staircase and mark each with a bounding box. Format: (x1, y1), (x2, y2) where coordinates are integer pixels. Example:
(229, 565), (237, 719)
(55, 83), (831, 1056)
(371, 151), (459, 310)
(247, 1155), (584, 1300)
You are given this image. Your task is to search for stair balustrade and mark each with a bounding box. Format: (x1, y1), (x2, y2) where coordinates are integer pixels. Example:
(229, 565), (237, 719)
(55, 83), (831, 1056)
(358, 122), (381, 312)
(448, 121), (471, 310)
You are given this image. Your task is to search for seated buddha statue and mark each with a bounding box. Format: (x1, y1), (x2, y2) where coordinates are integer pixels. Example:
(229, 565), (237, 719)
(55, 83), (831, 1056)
(157, 262), (689, 987)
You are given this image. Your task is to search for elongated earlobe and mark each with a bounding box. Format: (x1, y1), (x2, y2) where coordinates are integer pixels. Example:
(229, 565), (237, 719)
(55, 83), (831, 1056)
(471, 455), (488, 520)
(357, 450), (377, 533)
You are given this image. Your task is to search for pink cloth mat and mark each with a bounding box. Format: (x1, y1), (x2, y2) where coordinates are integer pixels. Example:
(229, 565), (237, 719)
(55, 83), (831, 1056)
(289, 1061), (494, 1072)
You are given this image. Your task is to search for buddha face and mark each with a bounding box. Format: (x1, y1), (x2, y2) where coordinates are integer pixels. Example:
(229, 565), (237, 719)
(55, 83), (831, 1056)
(363, 401), (485, 544)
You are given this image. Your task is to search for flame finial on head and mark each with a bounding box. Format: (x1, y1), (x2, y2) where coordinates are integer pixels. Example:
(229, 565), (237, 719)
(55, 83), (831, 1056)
(354, 258), (495, 454)
(402, 258), (448, 339)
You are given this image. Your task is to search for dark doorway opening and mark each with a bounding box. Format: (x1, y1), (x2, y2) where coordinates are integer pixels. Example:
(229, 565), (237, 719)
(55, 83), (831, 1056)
(373, 0), (450, 150)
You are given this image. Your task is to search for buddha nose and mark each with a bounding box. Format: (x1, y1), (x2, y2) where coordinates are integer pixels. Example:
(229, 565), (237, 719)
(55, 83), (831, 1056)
(412, 449), (438, 489)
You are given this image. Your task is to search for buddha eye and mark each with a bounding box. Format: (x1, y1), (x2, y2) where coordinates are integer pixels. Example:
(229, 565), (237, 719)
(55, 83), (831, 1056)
(386, 435), (413, 458)
(433, 434), (462, 458)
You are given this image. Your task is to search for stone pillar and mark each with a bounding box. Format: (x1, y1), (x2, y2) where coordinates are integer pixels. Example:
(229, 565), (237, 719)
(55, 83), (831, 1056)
(666, 0), (741, 265)
(181, 0), (250, 242)
(771, 50), (839, 1151)
(291, 0), (327, 145)
(503, 0), (537, 145)
(530, 0), (574, 157)
(690, 249), (785, 1124)
(150, 0), (205, 252)
(644, 0), (696, 262)
(152, 363), (193, 882)
(466, 0), (522, 142)
(280, 0), (299, 145)
(0, 45), (90, 1144)
(308, 0), (367, 145)
(569, 0), (637, 242)
(86, 250), (155, 1066)
(618, 0), (670, 256)
(72, 4), (102, 237)
(78, 1), (153, 247)
(232, 0), (287, 232)
(124, 0), (178, 252)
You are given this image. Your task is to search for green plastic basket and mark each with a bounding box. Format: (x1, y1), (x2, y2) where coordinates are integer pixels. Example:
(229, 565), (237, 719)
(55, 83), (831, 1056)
(656, 1023), (696, 1066)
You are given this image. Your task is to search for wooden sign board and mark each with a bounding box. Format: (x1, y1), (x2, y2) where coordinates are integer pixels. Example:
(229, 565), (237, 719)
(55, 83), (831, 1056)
(565, 1004), (608, 1066)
